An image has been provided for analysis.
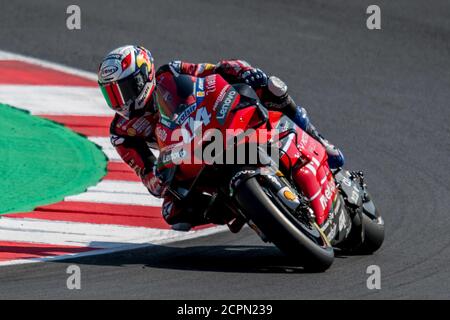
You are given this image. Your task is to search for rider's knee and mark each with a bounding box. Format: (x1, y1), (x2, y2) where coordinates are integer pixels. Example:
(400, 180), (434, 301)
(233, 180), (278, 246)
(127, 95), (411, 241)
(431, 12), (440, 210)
(292, 106), (310, 131)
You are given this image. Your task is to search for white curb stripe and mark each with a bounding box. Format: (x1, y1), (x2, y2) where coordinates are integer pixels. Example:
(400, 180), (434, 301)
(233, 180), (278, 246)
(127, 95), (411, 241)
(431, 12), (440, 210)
(0, 217), (193, 248)
(86, 180), (150, 194)
(88, 137), (160, 161)
(65, 192), (163, 207)
(87, 137), (122, 161)
(0, 49), (97, 81)
(0, 85), (113, 116)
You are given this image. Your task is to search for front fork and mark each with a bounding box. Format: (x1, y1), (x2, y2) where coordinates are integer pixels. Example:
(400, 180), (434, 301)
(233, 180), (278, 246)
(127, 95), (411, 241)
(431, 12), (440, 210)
(229, 165), (315, 228)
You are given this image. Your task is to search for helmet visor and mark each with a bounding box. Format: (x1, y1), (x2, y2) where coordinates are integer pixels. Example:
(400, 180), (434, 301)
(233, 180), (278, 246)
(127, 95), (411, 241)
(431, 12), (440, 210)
(99, 69), (147, 113)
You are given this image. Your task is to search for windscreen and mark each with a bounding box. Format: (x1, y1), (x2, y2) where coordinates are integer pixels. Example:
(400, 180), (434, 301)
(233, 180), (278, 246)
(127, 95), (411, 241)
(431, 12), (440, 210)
(156, 74), (197, 122)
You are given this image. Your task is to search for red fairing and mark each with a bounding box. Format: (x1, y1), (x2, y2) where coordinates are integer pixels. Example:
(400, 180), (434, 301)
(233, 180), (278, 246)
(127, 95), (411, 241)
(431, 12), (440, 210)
(111, 60), (337, 226)
(290, 135), (337, 225)
(269, 114), (337, 225)
(109, 59), (255, 191)
(155, 71), (337, 226)
(108, 60), (260, 181)
(155, 73), (243, 180)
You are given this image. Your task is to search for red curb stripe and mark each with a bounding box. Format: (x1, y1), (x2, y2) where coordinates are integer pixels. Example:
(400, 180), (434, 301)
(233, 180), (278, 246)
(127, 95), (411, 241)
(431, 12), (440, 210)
(0, 241), (95, 262)
(104, 162), (140, 182)
(0, 60), (96, 87)
(5, 201), (169, 229)
(39, 115), (112, 137)
(104, 170), (140, 182)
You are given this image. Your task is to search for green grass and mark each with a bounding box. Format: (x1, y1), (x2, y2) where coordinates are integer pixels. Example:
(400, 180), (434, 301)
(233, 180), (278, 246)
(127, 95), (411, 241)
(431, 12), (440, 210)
(0, 104), (107, 214)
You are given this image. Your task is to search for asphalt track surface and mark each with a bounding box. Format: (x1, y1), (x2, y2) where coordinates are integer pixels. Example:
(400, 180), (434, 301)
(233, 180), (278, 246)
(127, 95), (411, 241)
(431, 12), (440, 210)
(1, 0), (449, 299)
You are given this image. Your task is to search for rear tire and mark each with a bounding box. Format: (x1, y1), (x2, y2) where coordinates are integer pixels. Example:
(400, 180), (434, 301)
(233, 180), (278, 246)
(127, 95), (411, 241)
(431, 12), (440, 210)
(235, 177), (334, 272)
(359, 208), (384, 254)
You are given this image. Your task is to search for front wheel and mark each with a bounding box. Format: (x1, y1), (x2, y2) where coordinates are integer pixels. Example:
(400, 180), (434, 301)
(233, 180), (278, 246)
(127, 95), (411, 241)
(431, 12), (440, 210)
(234, 177), (334, 272)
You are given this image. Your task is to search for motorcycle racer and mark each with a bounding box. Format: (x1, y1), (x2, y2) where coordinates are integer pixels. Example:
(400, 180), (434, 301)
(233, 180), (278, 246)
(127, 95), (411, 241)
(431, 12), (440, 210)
(98, 45), (345, 228)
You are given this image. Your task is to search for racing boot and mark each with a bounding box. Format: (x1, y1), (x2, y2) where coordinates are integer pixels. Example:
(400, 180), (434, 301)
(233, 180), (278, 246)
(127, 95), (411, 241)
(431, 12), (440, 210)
(292, 107), (345, 169)
(265, 76), (345, 169)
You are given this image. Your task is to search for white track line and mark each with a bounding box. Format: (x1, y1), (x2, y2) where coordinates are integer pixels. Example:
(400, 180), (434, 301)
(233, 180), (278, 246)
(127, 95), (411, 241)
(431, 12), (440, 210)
(0, 225), (227, 267)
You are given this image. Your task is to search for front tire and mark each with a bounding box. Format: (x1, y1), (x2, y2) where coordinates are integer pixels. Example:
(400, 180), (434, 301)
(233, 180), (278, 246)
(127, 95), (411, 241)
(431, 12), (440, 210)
(235, 177), (334, 272)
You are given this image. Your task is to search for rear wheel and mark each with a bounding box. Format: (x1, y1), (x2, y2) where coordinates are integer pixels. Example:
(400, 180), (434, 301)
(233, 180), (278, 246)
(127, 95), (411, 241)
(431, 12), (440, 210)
(345, 193), (385, 254)
(235, 177), (334, 272)
(359, 195), (384, 254)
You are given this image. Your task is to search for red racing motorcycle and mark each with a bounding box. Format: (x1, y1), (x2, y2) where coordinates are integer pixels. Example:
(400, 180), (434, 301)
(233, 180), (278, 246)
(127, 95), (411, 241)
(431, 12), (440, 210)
(154, 73), (384, 271)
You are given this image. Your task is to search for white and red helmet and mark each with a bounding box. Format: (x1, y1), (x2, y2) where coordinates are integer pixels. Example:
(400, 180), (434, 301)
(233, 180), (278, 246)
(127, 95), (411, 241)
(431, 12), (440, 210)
(98, 45), (156, 118)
